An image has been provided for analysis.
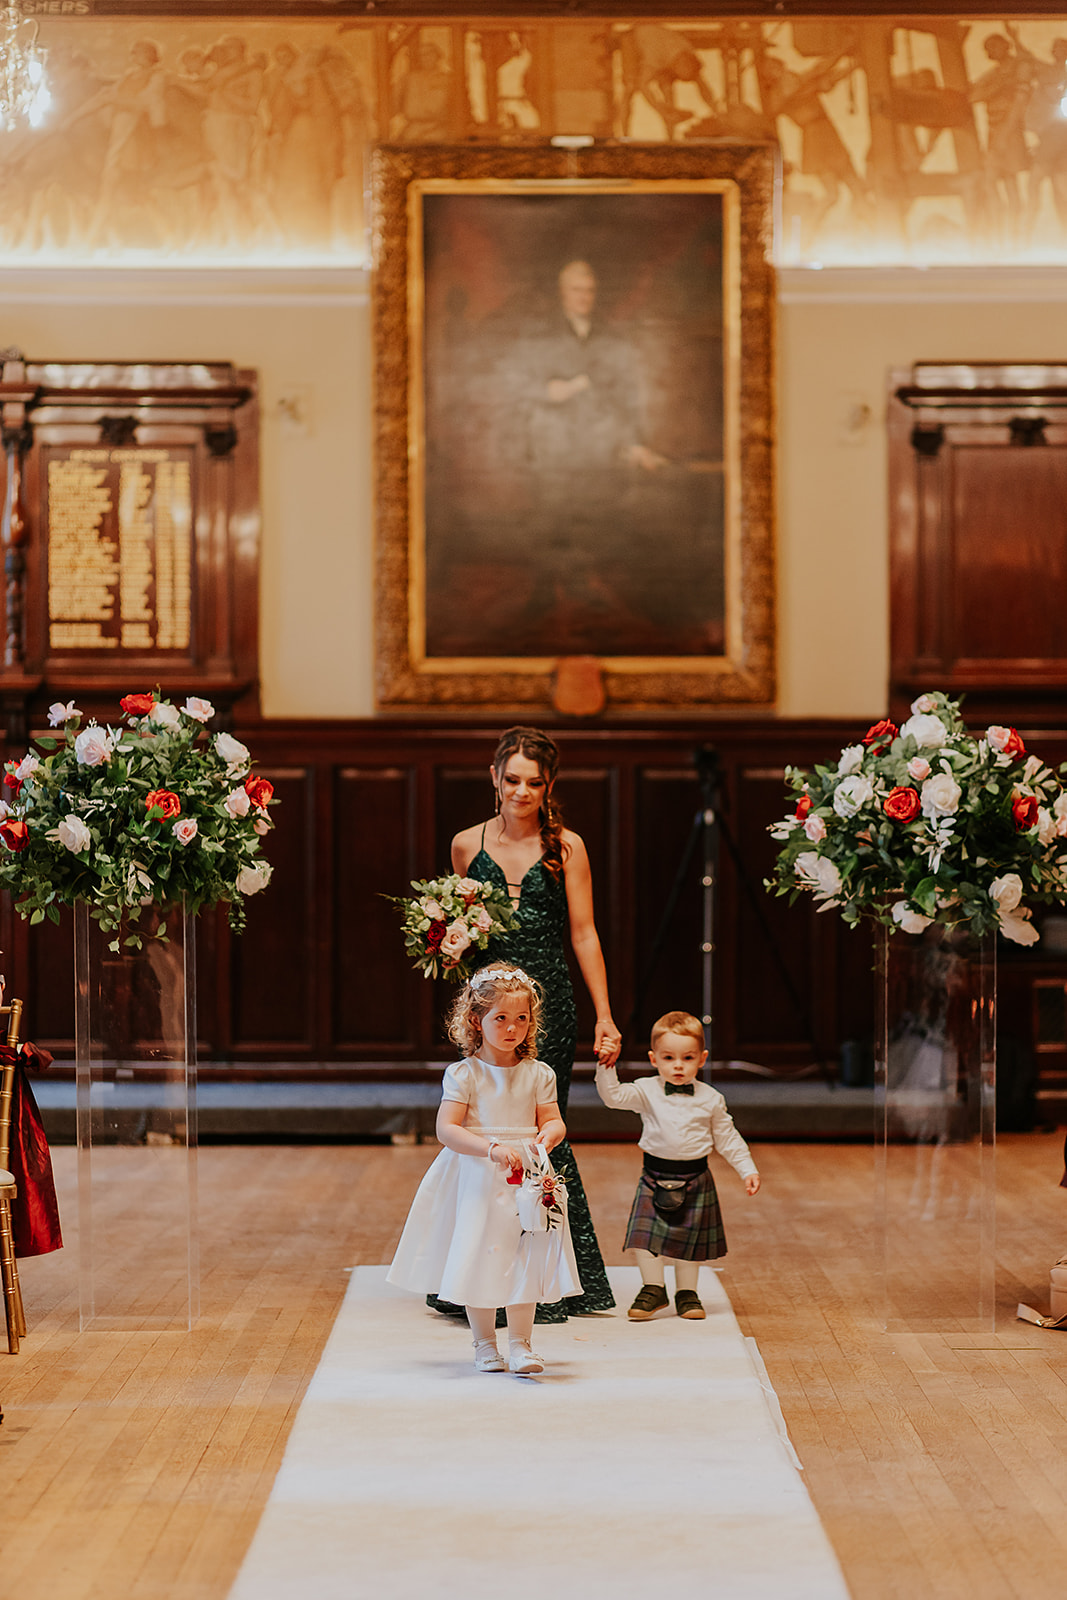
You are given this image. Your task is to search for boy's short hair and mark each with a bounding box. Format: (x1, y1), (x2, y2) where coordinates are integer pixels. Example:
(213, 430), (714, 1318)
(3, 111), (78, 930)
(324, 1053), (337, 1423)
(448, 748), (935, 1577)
(650, 1011), (706, 1049)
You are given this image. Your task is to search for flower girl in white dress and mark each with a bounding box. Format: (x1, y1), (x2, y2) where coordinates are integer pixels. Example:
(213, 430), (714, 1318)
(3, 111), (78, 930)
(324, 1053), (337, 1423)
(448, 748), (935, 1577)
(388, 963), (581, 1375)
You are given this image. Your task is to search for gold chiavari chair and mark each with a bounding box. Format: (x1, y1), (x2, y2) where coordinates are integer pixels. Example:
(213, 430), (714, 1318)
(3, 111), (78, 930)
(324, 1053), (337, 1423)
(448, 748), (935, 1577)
(0, 999), (26, 1355)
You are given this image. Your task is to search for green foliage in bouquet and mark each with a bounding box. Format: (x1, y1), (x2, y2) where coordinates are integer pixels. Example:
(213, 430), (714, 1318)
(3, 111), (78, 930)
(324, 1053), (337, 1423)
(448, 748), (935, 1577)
(766, 692), (1067, 945)
(0, 693), (277, 949)
(391, 872), (519, 980)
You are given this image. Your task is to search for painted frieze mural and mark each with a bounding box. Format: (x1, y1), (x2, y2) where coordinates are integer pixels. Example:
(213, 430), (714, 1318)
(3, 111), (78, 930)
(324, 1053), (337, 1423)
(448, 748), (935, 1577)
(5, 13), (1067, 266)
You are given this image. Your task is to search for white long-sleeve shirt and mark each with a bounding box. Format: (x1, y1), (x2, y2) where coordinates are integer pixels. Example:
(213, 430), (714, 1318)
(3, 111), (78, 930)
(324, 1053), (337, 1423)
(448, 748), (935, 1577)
(595, 1064), (758, 1180)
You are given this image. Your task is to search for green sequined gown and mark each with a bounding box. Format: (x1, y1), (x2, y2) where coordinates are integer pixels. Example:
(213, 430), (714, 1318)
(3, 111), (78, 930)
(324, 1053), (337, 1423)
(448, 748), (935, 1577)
(470, 846), (615, 1318)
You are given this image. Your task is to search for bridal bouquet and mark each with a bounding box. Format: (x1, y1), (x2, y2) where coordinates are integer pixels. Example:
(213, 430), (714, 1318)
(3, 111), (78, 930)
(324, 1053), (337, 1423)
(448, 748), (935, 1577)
(391, 872), (518, 980)
(767, 692), (1067, 945)
(0, 693), (277, 948)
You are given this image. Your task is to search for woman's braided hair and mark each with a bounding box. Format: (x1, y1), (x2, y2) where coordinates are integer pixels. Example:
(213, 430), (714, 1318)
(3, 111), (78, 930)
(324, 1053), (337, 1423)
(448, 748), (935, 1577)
(492, 726), (566, 881)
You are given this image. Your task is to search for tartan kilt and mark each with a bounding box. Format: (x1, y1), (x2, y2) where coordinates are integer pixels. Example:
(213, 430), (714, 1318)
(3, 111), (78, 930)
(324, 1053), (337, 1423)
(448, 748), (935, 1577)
(623, 1163), (726, 1262)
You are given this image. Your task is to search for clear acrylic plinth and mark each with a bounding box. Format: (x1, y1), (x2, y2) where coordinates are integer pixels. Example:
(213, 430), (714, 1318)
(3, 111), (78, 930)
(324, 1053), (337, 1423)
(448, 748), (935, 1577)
(75, 902), (199, 1331)
(875, 923), (996, 1332)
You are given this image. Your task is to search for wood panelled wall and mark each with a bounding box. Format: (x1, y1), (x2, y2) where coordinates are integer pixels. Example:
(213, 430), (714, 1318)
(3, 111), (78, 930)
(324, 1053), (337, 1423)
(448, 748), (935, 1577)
(0, 717), (929, 1075)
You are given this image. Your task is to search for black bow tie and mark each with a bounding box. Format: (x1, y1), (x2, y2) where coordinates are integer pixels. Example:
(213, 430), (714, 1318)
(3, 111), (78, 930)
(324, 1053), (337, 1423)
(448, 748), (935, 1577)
(663, 1081), (695, 1096)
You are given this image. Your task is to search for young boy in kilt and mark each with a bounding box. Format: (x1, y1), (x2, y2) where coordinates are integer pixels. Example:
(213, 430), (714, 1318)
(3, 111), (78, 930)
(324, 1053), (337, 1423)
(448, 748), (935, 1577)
(595, 1010), (760, 1320)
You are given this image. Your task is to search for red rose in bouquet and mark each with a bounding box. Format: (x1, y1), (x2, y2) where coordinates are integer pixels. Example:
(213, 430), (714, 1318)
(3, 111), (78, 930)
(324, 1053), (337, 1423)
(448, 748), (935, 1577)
(121, 693), (155, 716)
(863, 719), (898, 751)
(795, 794), (812, 820)
(884, 786), (920, 823)
(145, 788), (181, 819)
(244, 775), (274, 809)
(0, 819), (30, 852)
(1012, 794), (1039, 831)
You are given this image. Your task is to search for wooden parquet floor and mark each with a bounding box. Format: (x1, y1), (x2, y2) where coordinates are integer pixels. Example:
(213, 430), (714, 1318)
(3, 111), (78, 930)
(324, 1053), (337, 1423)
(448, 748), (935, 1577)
(2, 1134), (1067, 1600)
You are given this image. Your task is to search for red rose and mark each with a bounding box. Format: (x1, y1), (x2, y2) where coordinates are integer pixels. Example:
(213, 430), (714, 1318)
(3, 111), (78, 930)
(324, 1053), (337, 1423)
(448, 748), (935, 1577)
(1003, 728), (1026, 758)
(1013, 794), (1039, 831)
(121, 693), (155, 717)
(3, 769), (21, 796)
(863, 719), (898, 749)
(145, 788), (181, 819)
(426, 919), (446, 952)
(244, 775), (274, 809)
(795, 794), (812, 820)
(883, 786), (920, 823)
(0, 818), (29, 852)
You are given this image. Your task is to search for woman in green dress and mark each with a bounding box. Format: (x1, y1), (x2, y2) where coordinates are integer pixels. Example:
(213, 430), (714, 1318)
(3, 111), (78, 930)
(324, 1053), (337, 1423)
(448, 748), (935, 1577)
(445, 726), (621, 1318)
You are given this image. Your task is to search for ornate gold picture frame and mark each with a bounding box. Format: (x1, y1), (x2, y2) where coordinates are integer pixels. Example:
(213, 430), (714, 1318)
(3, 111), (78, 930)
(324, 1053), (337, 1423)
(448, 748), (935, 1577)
(373, 142), (776, 714)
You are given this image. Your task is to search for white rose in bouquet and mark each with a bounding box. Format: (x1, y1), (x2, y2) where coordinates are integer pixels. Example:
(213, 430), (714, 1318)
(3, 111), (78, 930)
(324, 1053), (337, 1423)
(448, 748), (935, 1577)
(794, 851), (842, 902)
(833, 774), (874, 818)
(901, 712), (948, 749)
(56, 815), (91, 854)
(989, 873), (1023, 913)
(837, 744), (864, 776)
(891, 900), (933, 934)
(920, 772), (962, 819)
(74, 726), (114, 767)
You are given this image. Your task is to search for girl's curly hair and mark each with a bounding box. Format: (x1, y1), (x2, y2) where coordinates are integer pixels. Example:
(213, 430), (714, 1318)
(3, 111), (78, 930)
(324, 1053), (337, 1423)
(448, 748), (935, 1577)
(447, 963), (543, 1059)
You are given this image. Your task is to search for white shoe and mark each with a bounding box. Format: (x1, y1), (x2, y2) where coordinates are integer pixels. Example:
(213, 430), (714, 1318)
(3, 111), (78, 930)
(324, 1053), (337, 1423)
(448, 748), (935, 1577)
(473, 1340), (505, 1373)
(508, 1341), (545, 1376)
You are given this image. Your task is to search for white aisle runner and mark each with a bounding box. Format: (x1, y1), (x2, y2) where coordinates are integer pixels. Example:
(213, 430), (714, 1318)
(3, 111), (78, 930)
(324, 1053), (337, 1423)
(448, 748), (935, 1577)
(229, 1266), (849, 1600)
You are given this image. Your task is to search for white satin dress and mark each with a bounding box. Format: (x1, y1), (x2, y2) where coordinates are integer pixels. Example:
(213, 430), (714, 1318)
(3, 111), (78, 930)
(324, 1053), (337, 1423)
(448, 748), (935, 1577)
(387, 1056), (581, 1308)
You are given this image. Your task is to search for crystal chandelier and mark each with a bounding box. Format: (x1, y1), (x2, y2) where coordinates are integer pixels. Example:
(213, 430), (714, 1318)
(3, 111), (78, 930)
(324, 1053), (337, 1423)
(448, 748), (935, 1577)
(0, 1), (50, 133)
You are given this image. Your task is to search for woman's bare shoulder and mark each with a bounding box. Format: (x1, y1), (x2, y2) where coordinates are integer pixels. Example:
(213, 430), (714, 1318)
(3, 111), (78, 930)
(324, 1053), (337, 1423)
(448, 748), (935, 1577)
(560, 827), (587, 863)
(452, 821), (488, 871)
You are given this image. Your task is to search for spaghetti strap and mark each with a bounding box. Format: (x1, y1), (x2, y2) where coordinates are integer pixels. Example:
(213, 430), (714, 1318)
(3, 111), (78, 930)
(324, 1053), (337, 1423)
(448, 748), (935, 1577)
(480, 821), (488, 848)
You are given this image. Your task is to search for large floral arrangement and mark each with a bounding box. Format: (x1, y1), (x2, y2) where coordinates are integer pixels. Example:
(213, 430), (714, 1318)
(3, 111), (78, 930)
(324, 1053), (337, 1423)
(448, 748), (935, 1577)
(391, 872), (519, 980)
(767, 692), (1067, 945)
(0, 693), (276, 948)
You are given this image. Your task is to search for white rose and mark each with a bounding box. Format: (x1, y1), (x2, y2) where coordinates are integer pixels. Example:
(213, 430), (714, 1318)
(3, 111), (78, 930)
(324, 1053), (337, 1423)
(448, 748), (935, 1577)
(794, 851), (843, 902)
(989, 873), (1023, 913)
(149, 702), (181, 729)
(74, 726), (113, 767)
(837, 744), (864, 776)
(1055, 793), (1067, 822)
(439, 919), (473, 959)
(803, 815), (827, 842)
(183, 697), (215, 723)
(173, 818), (199, 846)
(891, 900), (933, 935)
(253, 818), (270, 836)
(910, 694), (937, 714)
(1038, 807), (1058, 846)
(57, 815), (91, 853)
(907, 756), (931, 781)
(47, 700), (78, 727)
(920, 772), (962, 819)
(215, 732), (251, 768)
(833, 774), (874, 818)
(421, 897), (443, 919)
(901, 713), (948, 749)
(224, 787), (251, 819)
(999, 908), (1039, 946)
(1023, 754), (1045, 785)
(236, 860), (272, 896)
(986, 726), (1013, 752)
(14, 752), (39, 781)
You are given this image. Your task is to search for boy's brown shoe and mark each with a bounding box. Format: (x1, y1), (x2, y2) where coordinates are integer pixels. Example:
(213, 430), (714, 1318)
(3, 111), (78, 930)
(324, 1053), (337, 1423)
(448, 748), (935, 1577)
(628, 1284), (670, 1320)
(675, 1289), (706, 1319)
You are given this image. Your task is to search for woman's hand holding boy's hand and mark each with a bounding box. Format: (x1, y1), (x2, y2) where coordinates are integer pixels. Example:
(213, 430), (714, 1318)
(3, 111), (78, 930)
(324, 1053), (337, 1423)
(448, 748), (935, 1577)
(745, 1173), (761, 1196)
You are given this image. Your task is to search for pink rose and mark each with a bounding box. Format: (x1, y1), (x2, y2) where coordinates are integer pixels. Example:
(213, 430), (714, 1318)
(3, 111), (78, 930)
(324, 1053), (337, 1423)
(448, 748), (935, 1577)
(172, 818), (199, 846)
(74, 726), (113, 767)
(253, 818), (270, 836)
(455, 877), (481, 904)
(183, 697), (215, 723)
(421, 897), (443, 919)
(803, 815), (826, 842)
(224, 788), (251, 819)
(439, 920), (472, 962)
(473, 906), (493, 933)
(907, 756), (930, 781)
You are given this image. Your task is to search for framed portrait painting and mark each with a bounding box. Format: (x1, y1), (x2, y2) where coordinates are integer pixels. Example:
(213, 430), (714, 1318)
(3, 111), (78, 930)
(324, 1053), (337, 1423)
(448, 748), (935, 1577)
(372, 141), (776, 713)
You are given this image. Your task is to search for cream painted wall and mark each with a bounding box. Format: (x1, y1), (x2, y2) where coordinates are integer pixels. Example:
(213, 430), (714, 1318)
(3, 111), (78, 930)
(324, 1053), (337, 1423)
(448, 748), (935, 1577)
(5, 265), (1066, 720)
(777, 266), (1067, 720)
(1, 268), (372, 719)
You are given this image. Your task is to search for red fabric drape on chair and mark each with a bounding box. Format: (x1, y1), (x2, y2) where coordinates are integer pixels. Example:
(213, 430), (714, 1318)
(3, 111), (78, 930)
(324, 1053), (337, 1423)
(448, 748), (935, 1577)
(3, 1044), (63, 1257)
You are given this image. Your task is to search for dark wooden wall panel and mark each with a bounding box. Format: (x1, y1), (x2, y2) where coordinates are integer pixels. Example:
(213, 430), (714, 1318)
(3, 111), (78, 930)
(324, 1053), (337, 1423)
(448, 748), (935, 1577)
(229, 767), (315, 1052)
(334, 766), (418, 1052)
